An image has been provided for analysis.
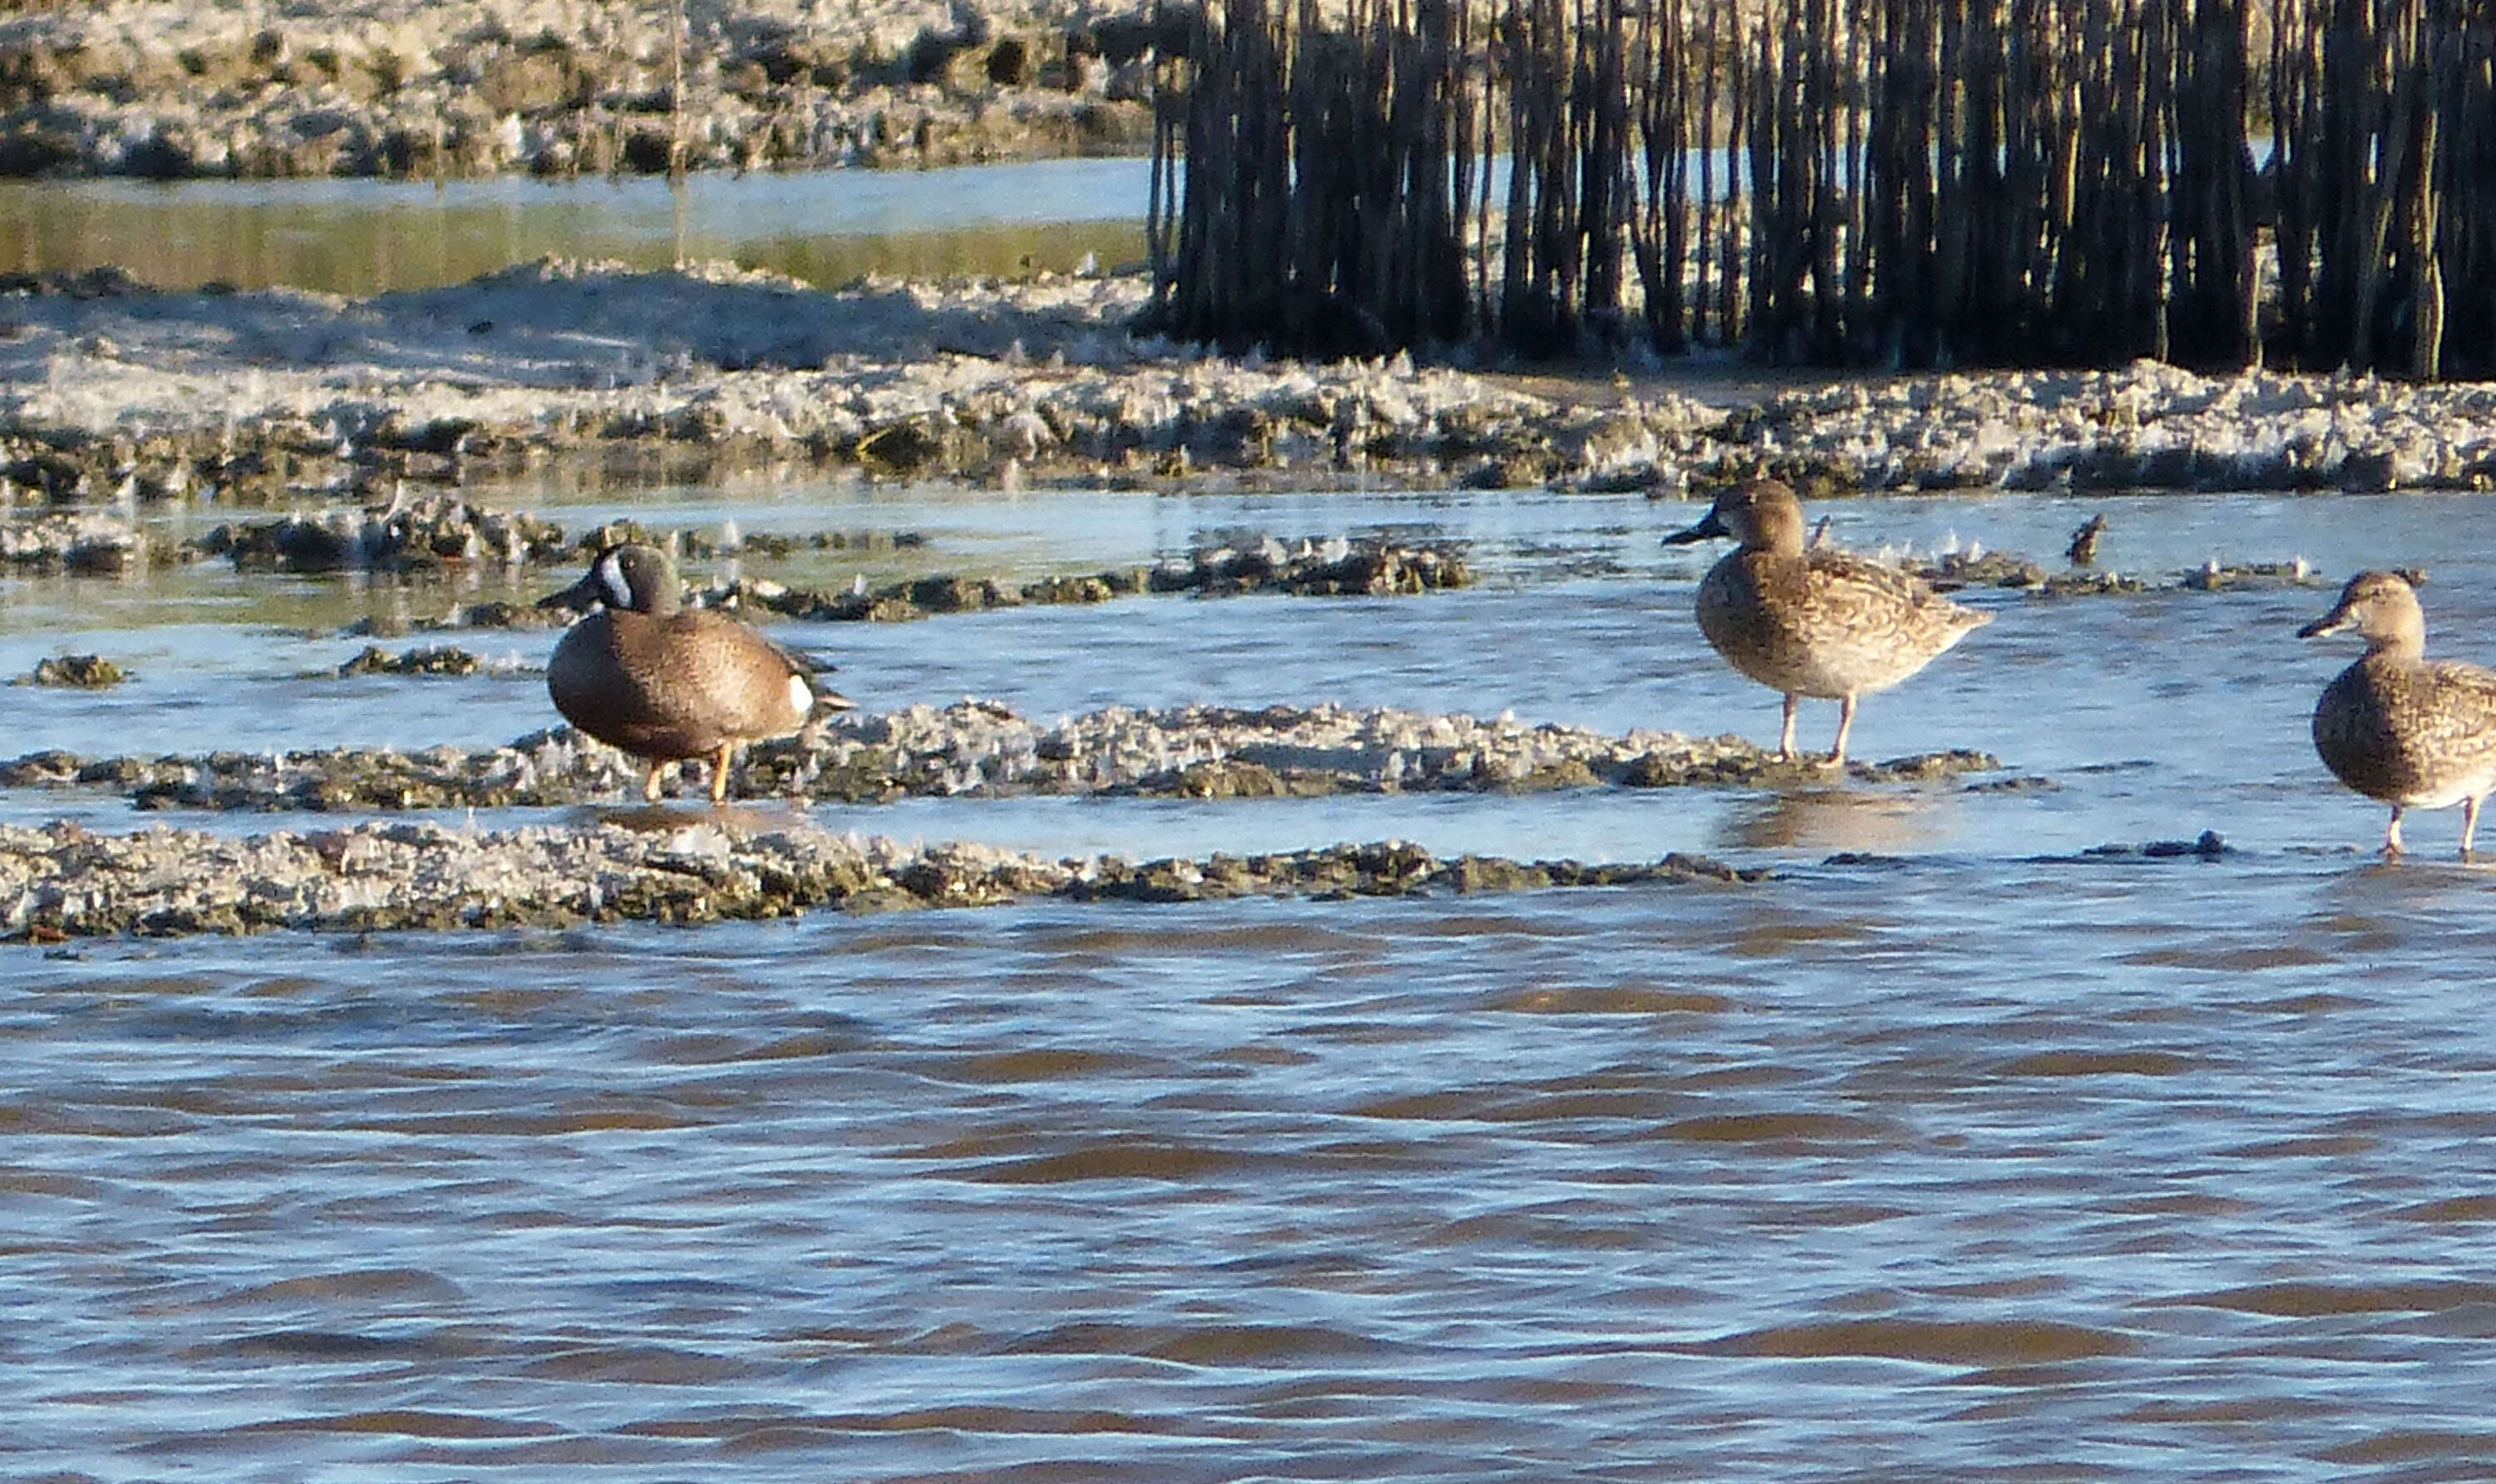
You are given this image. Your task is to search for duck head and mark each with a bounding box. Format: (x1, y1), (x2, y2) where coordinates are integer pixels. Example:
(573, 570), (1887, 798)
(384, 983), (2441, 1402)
(2299, 569), (2427, 655)
(1662, 478), (1808, 556)
(539, 542), (683, 618)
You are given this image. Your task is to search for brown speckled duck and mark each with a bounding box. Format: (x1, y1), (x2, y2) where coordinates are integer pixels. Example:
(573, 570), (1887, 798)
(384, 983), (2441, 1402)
(1664, 479), (1990, 764)
(540, 542), (852, 804)
(2299, 569), (2496, 857)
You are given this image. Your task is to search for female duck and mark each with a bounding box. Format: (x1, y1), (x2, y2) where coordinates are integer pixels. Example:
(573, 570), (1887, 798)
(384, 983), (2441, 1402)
(1663, 479), (1989, 764)
(2300, 569), (2496, 857)
(540, 542), (850, 804)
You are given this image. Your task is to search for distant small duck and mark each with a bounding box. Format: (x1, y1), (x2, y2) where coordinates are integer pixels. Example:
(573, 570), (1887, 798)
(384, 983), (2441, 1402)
(540, 542), (852, 804)
(1663, 479), (1990, 764)
(2066, 512), (2107, 566)
(2299, 569), (2496, 857)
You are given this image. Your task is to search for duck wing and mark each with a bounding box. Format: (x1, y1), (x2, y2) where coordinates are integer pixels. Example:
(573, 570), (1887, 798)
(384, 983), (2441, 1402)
(1800, 549), (1990, 629)
(749, 625), (858, 714)
(2417, 658), (2496, 758)
(1805, 548), (1929, 600)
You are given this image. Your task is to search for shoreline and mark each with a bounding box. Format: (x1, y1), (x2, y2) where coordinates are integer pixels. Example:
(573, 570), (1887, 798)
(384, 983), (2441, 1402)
(0, 260), (2493, 519)
(0, 2), (1159, 180)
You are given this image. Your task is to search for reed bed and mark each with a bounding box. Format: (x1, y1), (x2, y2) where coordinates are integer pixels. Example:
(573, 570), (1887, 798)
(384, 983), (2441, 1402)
(1143, 0), (2496, 376)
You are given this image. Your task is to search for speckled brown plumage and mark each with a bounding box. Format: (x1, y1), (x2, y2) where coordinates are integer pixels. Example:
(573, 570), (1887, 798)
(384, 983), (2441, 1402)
(1664, 479), (1990, 763)
(542, 542), (849, 804)
(2300, 569), (2496, 857)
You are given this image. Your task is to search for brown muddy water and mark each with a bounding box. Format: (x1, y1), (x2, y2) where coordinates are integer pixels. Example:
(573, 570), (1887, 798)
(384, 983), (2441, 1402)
(7, 481), (2496, 1478)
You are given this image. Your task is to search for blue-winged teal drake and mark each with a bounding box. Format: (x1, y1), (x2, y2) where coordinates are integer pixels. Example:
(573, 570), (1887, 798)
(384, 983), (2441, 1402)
(2299, 569), (2496, 857)
(1663, 479), (1990, 764)
(541, 542), (853, 804)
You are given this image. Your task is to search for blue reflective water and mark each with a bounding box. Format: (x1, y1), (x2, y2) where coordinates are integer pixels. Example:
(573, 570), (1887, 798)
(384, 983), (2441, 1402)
(4, 480), (2496, 1481)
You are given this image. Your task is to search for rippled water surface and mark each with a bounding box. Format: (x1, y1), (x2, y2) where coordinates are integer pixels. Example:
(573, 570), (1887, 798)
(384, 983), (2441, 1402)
(9, 481), (2496, 1479)
(0, 159), (1151, 292)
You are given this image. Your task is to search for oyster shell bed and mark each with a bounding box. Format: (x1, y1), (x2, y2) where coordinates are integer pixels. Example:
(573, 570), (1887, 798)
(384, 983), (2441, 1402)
(708, 535), (1472, 624)
(0, 700), (2006, 813)
(12, 698), (1976, 936)
(0, 817), (1766, 940)
(3, 264), (2494, 527)
(0, 0), (1160, 179)
(0, 252), (2467, 941)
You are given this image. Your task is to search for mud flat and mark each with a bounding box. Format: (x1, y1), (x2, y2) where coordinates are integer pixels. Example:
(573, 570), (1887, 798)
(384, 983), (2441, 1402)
(1722, 365), (2496, 496)
(0, 0), (1159, 179)
(0, 507), (156, 571)
(3, 263), (2495, 513)
(0, 816), (1766, 941)
(0, 700), (2008, 812)
(0, 263), (1609, 502)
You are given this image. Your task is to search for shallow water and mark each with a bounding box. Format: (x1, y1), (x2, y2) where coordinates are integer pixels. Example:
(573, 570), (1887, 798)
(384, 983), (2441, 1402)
(0, 159), (1152, 293)
(7, 480), (2496, 1480)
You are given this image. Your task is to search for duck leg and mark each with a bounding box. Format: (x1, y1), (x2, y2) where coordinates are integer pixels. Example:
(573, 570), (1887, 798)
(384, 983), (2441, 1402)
(1777, 695), (1800, 759)
(710, 742), (736, 805)
(641, 760), (666, 804)
(2464, 796), (2483, 858)
(2385, 804), (2406, 858)
(1828, 694), (1858, 766)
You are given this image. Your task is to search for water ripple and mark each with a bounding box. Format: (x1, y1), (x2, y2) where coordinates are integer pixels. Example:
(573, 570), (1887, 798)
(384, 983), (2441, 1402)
(13, 488), (2496, 1477)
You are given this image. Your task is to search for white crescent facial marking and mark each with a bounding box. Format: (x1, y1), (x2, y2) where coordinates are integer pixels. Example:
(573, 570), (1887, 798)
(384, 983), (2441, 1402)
(787, 674), (814, 716)
(597, 551), (632, 610)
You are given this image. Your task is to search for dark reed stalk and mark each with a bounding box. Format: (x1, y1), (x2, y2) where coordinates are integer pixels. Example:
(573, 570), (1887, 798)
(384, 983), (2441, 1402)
(1146, 0), (2496, 376)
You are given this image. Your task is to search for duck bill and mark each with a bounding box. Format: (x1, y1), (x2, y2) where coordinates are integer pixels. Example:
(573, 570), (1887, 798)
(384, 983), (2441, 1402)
(2297, 606), (2351, 640)
(1662, 508), (1727, 547)
(813, 689), (858, 713)
(536, 573), (602, 612)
